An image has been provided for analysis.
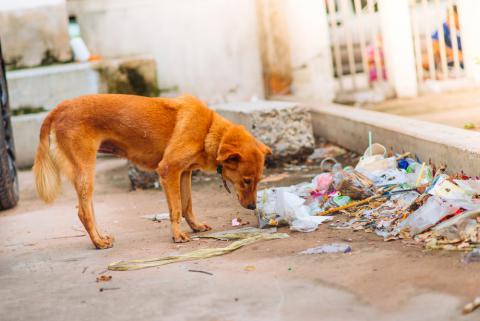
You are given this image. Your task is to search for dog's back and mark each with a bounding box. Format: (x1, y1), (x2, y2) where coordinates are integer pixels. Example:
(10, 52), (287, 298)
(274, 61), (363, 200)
(33, 94), (210, 202)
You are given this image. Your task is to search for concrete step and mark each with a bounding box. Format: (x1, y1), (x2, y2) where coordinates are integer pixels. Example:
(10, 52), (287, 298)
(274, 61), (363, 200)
(7, 62), (101, 111)
(7, 56), (160, 112)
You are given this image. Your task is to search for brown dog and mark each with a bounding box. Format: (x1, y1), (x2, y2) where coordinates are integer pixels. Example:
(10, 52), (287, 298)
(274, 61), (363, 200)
(33, 94), (271, 248)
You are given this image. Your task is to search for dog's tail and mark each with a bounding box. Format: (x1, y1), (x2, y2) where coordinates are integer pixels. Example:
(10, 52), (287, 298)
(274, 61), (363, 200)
(33, 114), (61, 203)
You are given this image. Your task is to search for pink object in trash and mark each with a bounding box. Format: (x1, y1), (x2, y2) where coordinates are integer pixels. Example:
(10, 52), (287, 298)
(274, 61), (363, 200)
(366, 44), (387, 82)
(313, 173), (334, 195)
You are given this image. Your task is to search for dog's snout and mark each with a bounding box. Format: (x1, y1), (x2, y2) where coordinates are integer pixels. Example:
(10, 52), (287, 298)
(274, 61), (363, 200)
(247, 203), (256, 210)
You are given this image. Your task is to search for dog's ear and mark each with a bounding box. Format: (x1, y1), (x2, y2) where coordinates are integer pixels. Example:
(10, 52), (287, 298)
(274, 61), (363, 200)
(258, 143), (272, 156)
(217, 144), (242, 166)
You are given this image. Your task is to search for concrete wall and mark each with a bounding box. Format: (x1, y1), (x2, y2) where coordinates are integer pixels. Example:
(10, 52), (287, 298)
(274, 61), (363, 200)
(458, 0), (480, 85)
(378, 0), (418, 97)
(283, 0), (334, 102)
(0, 0), (72, 68)
(67, 0), (265, 103)
(12, 113), (48, 169)
(256, 0), (334, 102)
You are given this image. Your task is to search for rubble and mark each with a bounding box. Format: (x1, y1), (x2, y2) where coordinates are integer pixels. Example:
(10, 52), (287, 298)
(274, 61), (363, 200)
(213, 101), (315, 162)
(128, 163), (160, 190)
(256, 139), (480, 253)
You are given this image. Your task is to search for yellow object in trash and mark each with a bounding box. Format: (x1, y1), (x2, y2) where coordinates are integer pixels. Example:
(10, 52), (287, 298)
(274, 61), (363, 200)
(269, 218), (278, 226)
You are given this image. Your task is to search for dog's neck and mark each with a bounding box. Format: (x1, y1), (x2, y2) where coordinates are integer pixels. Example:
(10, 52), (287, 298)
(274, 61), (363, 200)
(204, 113), (231, 170)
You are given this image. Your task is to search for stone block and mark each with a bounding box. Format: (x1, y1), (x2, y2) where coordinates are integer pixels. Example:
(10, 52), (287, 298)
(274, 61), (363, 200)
(213, 101), (315, 162)
(0, 0), (72, 69)
(96, 57), (159, 97)
(128, 163), (160, 190)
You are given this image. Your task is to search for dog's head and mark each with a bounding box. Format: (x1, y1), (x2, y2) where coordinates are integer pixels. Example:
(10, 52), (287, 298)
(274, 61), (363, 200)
(217, 125), (272, 210)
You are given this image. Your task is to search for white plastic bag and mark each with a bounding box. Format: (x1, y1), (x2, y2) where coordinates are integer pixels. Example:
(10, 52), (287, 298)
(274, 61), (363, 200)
(428, 175), (472, 201)
(256, 186), (333, 231)
(400, 196), (459, 235)
(275, 189), (310, 222)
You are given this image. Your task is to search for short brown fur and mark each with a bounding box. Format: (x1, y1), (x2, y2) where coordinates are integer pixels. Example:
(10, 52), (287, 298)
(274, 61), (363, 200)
(33, 94), (271, 248)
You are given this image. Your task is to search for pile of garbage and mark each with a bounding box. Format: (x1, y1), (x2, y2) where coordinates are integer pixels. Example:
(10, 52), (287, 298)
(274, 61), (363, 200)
(256, 142), (480, 251)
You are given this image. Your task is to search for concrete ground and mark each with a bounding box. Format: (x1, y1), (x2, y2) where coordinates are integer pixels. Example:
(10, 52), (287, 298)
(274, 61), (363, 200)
(1, 158), (480, 321)
(365, 88), (480, 130)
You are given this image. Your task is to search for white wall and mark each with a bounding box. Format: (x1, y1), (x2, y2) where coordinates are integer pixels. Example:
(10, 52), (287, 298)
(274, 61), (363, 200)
(378, 0), (418, 97)
(0, 0), (71, 68)
(68, 0), (264, 103)
(0, 0), (65, 11)
(458, 0), (480, 84)
(284, 0), (335, 102)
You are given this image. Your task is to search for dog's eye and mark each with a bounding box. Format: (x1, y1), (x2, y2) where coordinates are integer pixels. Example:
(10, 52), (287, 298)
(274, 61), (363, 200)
(243, 178), (252, 185)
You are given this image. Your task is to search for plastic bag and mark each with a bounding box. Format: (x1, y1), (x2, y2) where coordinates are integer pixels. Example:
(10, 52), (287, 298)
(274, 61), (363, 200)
(427, 175), (472, 201)
(312, 173), (334, 195)
(332, 166), (375, 200)
(290, 216), (333, 233)
(356, 156), (397, 178)
(300, 243), (352, 254)
(453, 180), (480, 196)
(355, 143), (396, 179)
(256, 186), (332, 230)
(463, 248), (480, 263)
(390, 190), (420, 211)
(370, 168), (407, 186)
(404, 162), (433, 187)
(399, 196), (459, 236)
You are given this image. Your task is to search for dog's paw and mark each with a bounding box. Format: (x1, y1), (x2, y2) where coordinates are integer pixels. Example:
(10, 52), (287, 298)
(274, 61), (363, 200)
(94, 234), (114, 249)
(192, 223), (212, 233)
(172, 231), (191, 243)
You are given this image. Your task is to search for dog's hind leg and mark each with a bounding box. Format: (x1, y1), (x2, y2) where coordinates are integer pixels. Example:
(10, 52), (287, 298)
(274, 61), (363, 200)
(58, 135), (114, 249)
(74, 165), (114, 249)
(180, 170), (211, 233)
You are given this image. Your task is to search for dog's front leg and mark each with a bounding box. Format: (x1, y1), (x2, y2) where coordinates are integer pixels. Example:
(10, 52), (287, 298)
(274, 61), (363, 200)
(157, 164), (190, 242)
(180, 170), (211, 233)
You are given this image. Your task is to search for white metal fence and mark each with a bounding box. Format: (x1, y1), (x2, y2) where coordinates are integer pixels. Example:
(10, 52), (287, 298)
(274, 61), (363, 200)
(327, 0), (467, 99)
(326, 0), (385, 95)
(410, 0), (464, 85)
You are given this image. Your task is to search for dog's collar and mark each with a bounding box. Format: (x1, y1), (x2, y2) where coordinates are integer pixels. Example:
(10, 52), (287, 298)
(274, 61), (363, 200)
(216, 165), (231, 194)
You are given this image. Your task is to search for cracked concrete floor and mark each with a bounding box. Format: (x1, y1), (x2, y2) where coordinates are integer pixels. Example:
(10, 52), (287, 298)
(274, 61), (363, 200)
(1, 158), (479, 321)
